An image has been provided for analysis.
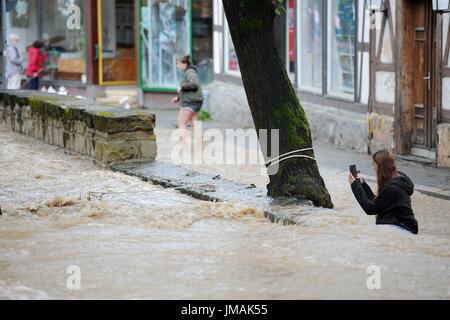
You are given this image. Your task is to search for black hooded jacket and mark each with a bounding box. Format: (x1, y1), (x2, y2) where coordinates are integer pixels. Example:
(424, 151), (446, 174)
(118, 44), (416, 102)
(351, 172), (419, 234)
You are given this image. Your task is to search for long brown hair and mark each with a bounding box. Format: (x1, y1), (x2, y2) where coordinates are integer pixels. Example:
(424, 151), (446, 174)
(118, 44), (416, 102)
(372, 149), (398, 194)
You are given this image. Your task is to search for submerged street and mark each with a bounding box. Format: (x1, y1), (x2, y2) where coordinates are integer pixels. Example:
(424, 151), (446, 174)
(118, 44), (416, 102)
(0, 125), (449, 299)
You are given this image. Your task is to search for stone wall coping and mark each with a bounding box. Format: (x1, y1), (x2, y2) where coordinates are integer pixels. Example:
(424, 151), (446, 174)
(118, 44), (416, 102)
(0, 90), (155, 134)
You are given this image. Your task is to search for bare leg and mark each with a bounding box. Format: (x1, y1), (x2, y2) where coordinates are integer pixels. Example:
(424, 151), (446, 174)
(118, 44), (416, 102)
(178, 108), (193, 143)
(190, 112), (202, 144)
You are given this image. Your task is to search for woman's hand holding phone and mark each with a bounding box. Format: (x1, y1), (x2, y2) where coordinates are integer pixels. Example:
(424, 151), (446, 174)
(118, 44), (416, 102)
(348, 173), (356, 185)
(348, 173), (365, 185)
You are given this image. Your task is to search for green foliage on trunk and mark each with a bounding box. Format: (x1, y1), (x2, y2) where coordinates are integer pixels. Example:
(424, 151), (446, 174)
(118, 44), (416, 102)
(273, 102), (312, 149)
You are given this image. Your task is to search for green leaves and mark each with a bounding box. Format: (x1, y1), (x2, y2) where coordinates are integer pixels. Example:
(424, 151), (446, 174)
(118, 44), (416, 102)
(198, 110), (212, 121)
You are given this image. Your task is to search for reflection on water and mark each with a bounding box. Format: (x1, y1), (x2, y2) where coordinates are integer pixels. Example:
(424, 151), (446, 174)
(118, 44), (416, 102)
(0, 129), (449, 299)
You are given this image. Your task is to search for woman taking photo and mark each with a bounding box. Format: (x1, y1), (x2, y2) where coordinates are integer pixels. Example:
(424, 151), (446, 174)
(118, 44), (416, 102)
(172, 55), (204, 142)
(349, 149), (419, 234)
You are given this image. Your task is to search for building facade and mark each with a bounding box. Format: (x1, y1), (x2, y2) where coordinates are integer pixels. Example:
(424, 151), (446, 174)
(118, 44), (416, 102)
(2, 0), (450, 167)
(369, 0), (450, 167)
(3, 0), (213, 100)
(210, 0), (450, 167)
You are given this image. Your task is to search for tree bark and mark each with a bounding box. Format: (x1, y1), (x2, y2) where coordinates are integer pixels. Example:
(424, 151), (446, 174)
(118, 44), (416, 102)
(222, 0), (333, 208)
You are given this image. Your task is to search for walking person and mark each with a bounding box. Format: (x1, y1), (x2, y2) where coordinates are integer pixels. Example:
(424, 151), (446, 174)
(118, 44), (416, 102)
(25, 41), (48, 90)
(171, 55), (204, 143)
(6, 34), (24, 90)
(349, 149), (419, 234)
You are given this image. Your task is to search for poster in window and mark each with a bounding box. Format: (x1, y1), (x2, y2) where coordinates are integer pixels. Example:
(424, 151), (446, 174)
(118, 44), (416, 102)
(10, 0), (32, 28)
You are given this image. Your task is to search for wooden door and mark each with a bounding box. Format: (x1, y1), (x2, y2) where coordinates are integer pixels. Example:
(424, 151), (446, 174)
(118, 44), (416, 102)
(411, 1), (436, 149)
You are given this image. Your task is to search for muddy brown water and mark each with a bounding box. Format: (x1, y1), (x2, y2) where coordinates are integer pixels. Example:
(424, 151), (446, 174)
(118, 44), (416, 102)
(0, 127), (449, 299)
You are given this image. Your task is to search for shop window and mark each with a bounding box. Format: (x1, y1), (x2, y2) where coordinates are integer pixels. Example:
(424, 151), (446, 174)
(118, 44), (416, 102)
(140, 0), (191, 90)
(41, 0), (86, 83)
(7, 0), (86, 83)
(327, 0), (356, 98)
(298, 0), (323, 93)
(192, 0), (213, 84)
(224, 23), (240, 76)
(6, 0), (39, 74)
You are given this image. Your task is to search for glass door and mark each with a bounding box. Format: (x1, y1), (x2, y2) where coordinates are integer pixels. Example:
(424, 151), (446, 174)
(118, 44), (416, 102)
(138, 0), (192, 91)
(98, 0), (136, 85)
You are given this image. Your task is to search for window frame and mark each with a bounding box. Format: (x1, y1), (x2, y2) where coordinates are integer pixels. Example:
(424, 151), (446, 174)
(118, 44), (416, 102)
(223, 20), (241, 78)
(297, 0), (324, 95)
(325, 0), (357, 101)
(295, 0), (358, 102)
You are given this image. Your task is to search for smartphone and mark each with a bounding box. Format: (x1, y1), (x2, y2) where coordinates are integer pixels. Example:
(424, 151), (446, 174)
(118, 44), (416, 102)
(350, 165), (359, 178)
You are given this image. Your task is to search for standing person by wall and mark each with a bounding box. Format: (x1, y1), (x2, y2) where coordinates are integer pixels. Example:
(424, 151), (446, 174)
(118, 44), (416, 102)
(6, 34), (24, 90)
(25, 41), (48, 90)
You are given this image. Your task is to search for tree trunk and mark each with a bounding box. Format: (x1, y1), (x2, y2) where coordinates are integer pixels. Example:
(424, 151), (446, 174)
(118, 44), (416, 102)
(222, 0), (333, 208)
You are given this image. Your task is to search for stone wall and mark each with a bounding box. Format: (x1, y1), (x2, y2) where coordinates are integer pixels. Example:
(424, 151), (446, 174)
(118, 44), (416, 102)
(303, 103), (369, 154)
(209, 81), (254, 128)
(368, 113), (395, 154)
(0, 90), (157, 166)
(208, 81), (370, 153)
(437, 124), (450, 167)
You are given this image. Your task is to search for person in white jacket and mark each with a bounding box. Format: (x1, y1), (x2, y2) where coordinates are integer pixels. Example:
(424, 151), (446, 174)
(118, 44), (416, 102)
(6, 34), (24, 90)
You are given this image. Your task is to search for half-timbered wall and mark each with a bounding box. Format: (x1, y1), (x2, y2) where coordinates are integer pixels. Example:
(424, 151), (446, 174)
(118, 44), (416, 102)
(356, 0), (370, 105)
(370, 0), (396, 116)
(442, 13), (450, 123)
(438, 12), (450, 167)
(367, 0), (396, 153)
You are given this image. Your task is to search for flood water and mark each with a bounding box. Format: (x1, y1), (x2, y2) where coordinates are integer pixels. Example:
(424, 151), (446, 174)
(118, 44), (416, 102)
(0, 127), (449, 299)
